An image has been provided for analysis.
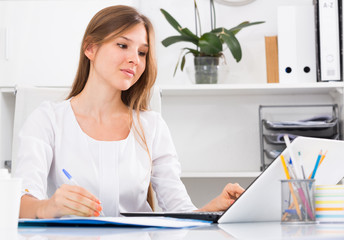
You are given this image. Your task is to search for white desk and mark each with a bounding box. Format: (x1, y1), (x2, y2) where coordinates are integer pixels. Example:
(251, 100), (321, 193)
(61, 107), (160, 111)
(4, 222), (344, 239)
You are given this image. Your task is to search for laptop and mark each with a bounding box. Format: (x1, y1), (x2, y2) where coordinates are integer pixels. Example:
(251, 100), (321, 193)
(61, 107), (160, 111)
(122, 137), (344, 223)
(121, 211), (224, 223)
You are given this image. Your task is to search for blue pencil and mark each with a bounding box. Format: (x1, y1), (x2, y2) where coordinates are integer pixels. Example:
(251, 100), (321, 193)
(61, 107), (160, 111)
(310, 150), (322, 179)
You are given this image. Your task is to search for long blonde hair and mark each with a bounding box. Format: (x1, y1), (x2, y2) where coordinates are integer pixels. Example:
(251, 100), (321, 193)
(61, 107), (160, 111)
(68, 5), (157, 209)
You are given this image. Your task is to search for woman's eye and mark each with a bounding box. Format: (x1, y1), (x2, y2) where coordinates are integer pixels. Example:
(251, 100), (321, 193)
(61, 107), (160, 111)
(117, 43), (127, 49)
(138, 51), (147, 57)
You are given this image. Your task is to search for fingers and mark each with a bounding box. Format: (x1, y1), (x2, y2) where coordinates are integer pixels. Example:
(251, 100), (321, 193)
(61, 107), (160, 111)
(61, 185), (102, 215)
(63, 195), (101, 217)
(63, 184), (101, 204)
(198, 183), (245, 212)
(48, 184), (102, 218)
(62, 205), (93, 217)
(224, 183), (245, 199)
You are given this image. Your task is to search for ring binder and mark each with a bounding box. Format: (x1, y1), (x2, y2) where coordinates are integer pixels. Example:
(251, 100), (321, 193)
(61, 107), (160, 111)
(277, 5), (317, 83)
(315, 0), (342, 81)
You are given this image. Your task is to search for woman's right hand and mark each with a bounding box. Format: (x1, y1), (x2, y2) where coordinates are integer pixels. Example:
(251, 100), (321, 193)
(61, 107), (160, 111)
(35, 184), (102, 218)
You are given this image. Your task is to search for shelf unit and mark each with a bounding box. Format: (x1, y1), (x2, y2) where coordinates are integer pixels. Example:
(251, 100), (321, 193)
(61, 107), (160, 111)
(160, 82), (344, 207)
(181, 171), (261, 178)
(161, 82), (344, 95)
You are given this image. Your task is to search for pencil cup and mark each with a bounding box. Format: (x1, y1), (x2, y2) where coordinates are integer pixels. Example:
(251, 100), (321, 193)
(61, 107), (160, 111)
(281, 179), (316, 224)
(0, 169), (22, 230)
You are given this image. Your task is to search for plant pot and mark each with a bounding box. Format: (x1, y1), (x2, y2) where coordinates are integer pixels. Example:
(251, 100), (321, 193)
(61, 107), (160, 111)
(194, 56), (220, 84)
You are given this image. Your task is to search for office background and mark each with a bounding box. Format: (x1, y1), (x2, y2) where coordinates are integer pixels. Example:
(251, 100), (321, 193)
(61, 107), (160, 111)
(1, 0), (341, 209)
(0, 0), (311, 87)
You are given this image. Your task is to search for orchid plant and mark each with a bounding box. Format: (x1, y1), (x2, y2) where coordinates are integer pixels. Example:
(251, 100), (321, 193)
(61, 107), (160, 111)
(160, 0), (264, 75)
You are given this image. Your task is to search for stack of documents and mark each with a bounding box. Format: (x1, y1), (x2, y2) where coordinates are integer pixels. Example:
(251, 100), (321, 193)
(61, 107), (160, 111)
(19, 216), (212, 228)
(263, 115), (338, 131)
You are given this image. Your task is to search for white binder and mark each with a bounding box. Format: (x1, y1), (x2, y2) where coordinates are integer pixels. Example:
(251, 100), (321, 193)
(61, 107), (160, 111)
(316, 0), (341, 81)
(277, 5), (317, 84)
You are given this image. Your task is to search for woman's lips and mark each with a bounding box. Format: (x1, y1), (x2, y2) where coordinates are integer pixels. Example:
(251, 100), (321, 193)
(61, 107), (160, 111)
(121, 69), (135, 78)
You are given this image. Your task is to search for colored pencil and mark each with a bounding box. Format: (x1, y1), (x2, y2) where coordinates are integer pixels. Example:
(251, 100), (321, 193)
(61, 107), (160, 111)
(280, 155), (302, 220)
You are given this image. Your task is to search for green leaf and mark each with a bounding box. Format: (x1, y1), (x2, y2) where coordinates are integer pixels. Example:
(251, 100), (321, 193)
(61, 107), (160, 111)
(229, 21), (265, 35)
(162, 35), (198, 47)
(180, 27), (199, 41)
(211, 27), (225, 34)
(180, 54), (186, 71)
(160, 9), (183, 34)
(220, 30), (242, 62)
(160, 9), (198, 43)
(184, 48), (200, 56)
(198, 33), (222, 55)
(173, 50), (184, 76)
(173, 60), (179, 76)
(173, 50), (193, 76)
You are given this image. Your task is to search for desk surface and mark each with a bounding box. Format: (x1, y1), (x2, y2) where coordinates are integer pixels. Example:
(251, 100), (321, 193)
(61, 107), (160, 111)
(2, 222), (342, 240)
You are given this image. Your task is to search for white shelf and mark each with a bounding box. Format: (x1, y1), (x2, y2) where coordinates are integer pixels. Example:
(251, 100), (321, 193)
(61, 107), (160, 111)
(181, 171), (261, 178)
(161, 82), (344, 96)
(1, 87), (15, 94)
(0, 86), (71, 94)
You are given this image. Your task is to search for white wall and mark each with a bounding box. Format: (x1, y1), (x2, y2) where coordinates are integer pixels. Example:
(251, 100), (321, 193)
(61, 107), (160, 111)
(0, 0), (313, 87)
(0, 0), (136, 87)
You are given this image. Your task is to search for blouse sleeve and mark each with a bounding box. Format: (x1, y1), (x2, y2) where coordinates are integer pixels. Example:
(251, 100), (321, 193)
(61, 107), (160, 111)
(12, 102), (55, 200)
(150, 113), (197, 212)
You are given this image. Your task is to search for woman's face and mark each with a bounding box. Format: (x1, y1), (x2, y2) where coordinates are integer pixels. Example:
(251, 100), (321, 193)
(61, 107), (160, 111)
(87, 23), (148, 91)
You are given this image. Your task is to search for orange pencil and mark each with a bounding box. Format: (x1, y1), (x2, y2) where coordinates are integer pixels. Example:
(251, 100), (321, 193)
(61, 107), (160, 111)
(280, 155), (302, 220)
(319, 150), (328, 165)
(307, 150), (327, 179)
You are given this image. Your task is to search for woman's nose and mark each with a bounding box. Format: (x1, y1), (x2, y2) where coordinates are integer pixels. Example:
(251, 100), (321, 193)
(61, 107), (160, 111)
(128, 51), (139, 65)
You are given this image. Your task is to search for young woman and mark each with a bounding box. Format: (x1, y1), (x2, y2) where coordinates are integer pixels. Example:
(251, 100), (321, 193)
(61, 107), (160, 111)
(13, 5), (244, 219)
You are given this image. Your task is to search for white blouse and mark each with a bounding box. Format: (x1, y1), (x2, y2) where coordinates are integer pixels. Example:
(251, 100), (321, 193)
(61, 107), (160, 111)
(13, 100), (196, 216)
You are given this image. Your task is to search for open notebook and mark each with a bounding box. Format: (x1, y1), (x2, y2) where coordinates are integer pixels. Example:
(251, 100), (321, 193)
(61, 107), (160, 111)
(122, 137), (344, 223)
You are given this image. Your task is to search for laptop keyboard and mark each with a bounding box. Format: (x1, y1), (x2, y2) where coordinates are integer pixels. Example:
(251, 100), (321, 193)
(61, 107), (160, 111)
(191, 211), (224, 215)
(121, 211), (224, 223)
(159, 211), (224, 222)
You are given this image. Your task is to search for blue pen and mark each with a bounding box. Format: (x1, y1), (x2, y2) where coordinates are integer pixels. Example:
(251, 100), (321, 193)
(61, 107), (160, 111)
(62, 169), (80, 185)
(310, 150), (322, 179)
(62, 169), (105, 217)
(287, 158), (297, 179)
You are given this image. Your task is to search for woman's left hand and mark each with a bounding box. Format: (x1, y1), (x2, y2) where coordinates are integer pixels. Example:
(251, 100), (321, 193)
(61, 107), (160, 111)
(198, 183), (245, 212)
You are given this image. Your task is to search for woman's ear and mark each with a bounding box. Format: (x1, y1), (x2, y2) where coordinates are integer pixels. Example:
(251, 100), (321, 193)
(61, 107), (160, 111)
(84, 41), (98, 61)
